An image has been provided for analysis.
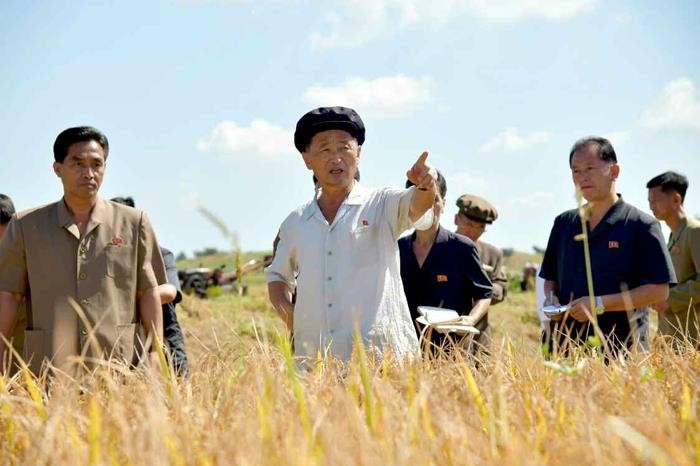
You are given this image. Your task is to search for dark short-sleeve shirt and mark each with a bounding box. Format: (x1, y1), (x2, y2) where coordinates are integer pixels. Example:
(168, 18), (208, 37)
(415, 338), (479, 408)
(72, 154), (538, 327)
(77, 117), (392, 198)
(539, 196), (676, 349)
(399, 226), (493, 333)
(161, 247), (182, 304)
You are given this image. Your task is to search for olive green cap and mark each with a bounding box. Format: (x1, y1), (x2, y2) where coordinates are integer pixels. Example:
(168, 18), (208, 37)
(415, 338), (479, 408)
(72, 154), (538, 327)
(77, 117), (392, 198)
(456, 194), (498, 224)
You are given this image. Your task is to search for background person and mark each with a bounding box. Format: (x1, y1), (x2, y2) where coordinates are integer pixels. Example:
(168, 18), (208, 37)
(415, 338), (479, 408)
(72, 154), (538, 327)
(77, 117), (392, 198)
(0, 194), (26, 368)
(0, 126), (166, 375)
(454, 194), (507, 354)
(454, 194), (507, 304)
(647, 171), (700, 348)
(398, 172), (492, 355)
(111, 196), (190, 376)
(540, 136), (675, 358)
(266, 106), (437, 363)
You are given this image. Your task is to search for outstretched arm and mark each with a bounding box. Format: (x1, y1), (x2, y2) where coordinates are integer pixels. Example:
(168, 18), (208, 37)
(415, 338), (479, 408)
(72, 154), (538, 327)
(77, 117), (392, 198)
(406, 151), (438, 222)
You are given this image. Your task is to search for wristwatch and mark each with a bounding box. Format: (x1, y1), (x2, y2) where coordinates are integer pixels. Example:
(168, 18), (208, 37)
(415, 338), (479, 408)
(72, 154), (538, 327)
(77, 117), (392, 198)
(595, 296), (605, 314)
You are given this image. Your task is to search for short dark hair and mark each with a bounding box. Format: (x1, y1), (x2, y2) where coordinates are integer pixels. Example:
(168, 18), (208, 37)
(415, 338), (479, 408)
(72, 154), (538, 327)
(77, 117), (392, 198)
(0, 194), (16, 226)
(405, 170), (447, 200)
(110, 196), (135, 207)
(646, 171), (689, 203)
(569, 136), (617, 168)
(53, 126), (109, 163)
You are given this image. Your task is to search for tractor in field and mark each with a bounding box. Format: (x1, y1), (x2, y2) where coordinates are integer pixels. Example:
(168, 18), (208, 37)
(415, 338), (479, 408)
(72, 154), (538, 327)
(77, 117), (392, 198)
(178, 255), (272, 298)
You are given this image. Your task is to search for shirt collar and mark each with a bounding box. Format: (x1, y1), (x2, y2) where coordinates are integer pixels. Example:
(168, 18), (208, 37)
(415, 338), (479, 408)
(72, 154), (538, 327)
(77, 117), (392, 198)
(603, 193), (627, 225)
(57, 197), (108, 237)
(433, 224), (450, 244)
(345, 181), (369, 205)
(301, 181), (368, 220)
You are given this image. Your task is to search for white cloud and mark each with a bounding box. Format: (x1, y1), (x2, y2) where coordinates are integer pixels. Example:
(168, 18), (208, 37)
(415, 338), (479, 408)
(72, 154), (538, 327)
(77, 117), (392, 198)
(302, 75), (432, 118)
(639, 77), (700, 132)
(603, 131), (630, 146)
(197, 119), (293, 160)
(612, 11), (633, 25)
(479, 128), (551, 153)
(447, 172), (491, 195)
(310, 0), (597, 49)
(466, 0), (597, 21)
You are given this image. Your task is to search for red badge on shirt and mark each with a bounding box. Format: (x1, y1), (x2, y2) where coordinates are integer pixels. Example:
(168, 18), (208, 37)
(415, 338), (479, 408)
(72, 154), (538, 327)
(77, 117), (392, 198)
(362, 220), (369, 226)
(111, 235), (124, 246)
(608, 240), (619, 249)
(437, 274), (448, 282)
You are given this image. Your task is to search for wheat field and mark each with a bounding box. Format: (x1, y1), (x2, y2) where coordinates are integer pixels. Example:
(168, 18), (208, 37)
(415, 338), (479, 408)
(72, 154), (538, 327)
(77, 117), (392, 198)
(0, 275), (698, 465)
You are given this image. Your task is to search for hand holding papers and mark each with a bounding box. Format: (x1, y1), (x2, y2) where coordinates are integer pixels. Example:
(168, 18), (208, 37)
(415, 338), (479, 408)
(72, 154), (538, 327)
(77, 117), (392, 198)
(416, 306), (480, 335)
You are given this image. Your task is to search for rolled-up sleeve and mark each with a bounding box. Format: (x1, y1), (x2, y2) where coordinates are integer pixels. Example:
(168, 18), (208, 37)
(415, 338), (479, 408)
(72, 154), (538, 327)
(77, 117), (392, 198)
(0, 216), (29, 296)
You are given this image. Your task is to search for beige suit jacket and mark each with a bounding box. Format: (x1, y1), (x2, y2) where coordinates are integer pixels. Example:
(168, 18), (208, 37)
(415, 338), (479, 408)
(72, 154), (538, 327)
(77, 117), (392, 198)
(0, 198), (166, 374)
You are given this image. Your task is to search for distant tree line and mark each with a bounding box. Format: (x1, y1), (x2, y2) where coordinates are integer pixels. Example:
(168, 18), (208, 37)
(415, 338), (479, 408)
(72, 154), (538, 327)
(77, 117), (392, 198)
(175, 247), (224, 262)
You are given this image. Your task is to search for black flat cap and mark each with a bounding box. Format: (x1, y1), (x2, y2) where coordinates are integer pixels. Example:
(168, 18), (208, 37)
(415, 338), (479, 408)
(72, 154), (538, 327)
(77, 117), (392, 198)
(456, 194), (498, 224)
(294, 106), (365, 153)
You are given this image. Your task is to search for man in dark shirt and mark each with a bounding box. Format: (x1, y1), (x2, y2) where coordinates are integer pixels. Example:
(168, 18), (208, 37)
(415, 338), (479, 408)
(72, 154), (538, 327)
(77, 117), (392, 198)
(399, 171), (493, 354)
(540, 136), (675, 358)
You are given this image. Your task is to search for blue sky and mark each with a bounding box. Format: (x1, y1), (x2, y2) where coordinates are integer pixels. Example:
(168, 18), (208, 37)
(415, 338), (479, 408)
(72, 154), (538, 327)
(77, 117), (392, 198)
(1, 0), (699, 260)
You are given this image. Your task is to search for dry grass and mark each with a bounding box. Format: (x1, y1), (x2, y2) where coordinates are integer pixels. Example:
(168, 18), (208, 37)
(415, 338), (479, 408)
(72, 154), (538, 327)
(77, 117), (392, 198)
(1, 277), (698, 465)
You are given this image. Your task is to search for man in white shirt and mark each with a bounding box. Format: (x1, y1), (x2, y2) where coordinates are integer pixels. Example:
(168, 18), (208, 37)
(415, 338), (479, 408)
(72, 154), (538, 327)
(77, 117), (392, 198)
(267, 106), (438, 362)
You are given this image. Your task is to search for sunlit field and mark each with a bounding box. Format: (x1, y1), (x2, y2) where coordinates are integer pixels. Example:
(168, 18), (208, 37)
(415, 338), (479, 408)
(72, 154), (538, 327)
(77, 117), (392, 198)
(1, 260), (698, 465)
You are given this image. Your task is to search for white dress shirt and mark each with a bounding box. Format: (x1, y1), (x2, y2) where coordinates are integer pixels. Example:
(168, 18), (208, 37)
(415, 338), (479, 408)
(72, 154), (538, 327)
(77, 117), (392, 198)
(267, 183), (428, 362)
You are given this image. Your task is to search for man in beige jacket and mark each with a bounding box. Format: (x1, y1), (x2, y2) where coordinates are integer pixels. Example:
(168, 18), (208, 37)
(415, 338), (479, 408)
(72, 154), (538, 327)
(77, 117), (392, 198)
(0, 126), (166, 375)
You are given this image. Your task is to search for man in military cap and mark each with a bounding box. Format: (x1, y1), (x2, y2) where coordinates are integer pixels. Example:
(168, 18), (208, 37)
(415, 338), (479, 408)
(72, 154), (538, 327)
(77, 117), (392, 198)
(455, 194), (507, 304)
(454, 193), (507, 352)
(267, 106), (438, 363)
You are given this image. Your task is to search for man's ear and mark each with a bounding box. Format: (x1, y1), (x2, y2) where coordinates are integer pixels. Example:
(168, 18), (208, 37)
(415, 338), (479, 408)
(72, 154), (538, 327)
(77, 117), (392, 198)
(610, 163), (620, 180)
(53, 161), (61, 177)
(673, 192), (683, 206)
(301, 151), (313, 170)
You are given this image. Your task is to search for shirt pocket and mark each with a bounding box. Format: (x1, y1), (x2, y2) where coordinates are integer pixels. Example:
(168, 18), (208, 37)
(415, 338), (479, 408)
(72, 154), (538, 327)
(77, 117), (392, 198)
(105, 245), (133, 279)
(351, 225), (377, 268)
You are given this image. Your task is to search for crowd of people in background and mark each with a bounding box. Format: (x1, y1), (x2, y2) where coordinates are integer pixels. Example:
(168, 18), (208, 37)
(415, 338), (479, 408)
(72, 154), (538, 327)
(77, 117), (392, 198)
(0, 107), (698, 377)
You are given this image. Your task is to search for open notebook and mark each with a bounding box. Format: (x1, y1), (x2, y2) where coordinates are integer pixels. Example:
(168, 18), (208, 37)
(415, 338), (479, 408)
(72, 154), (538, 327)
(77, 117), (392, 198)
(416, 306), (480, 335)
